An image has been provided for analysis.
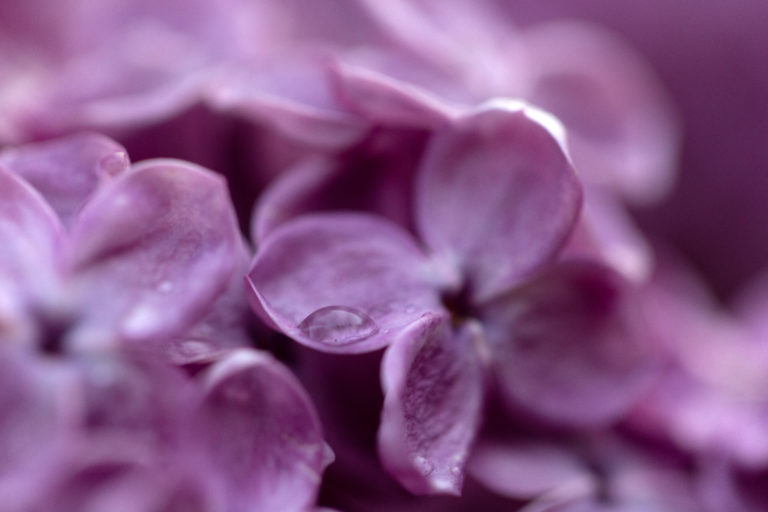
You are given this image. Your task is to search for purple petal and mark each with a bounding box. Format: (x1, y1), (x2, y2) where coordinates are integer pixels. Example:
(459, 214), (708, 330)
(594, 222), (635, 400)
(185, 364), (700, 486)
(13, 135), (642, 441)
(168, 238), (253, 364)
(209, 56), (369, 150)
(69, 159), (240, 346)
(523, 21), (679, 204)
(378, 314), (484, 495)
(0, 133), (129, 229)
(482, 262), (656, 427)
(0, 165), (64, 344)
(469, 441), (591, 500)
(201, 349), (329, 512)
(563, 188), (653, 283)
(0, 350), (75, 506)
(415, 102), (581, 303)
(331, 59), (458, 129)
(247, 213), (444, 353)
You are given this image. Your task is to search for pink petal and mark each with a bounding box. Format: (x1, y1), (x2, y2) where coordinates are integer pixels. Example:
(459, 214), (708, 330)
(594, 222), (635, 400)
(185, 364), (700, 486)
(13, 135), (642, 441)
(415, 102), (581, 302)
(0, 133), (130, 229)
(201, 349), (329, 512)
(69, 159), (240, 346)
(378, 314), (484, 495)
(247, 213), (444, 354)
(482, 261), (656, 427)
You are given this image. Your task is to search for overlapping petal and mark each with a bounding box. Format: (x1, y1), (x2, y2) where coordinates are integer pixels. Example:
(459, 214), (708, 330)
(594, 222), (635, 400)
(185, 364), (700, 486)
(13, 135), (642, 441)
(522, 21), (679, 204)
(482, 262), (655, 426)
(201, 349), (330, 512)
(378, 314), (484, 495)
(0, 133), (130, 229)
(69, 159), (240, 345)
(415, 103), (581, 302)
(247, 213), (444, 353)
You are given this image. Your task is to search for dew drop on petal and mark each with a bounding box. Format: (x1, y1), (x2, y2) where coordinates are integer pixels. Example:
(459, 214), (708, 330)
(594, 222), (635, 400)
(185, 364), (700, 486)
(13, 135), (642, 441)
(99, 151), (129, 177)
(298, 306), (379, 347)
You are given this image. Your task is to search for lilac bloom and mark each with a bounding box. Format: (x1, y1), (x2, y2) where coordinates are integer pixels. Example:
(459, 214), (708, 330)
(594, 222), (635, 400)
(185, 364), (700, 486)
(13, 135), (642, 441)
(0, 347), (331, 512)
(0, 133), (241, 356)
(248, 103), (656, 494)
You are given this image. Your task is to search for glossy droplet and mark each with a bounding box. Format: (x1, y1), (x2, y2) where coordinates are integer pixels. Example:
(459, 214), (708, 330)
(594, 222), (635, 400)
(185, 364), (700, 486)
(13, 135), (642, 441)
(99, 151), (129, 177)
(298, 306), (379, 347)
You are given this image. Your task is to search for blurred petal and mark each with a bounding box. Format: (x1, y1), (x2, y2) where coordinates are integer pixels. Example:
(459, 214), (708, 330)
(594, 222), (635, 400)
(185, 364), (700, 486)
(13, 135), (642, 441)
(523, 21), (679, 203)
(331, 59), (457, 128)
(168, 239), (253, 364)
(378, 314), (484, 495)
(201, 349), (329, 512)
(0, 133), (130, 229)
(469, 441), (591, 500)
(482, 261), (656, 426)
(247, 213), (444, 354)
(564, 188), (653, 283)
(0, 165), (64, 342)
(415, 102), (581, 302)
(69, 160), (240, 346)
(209, 56), (368, 150)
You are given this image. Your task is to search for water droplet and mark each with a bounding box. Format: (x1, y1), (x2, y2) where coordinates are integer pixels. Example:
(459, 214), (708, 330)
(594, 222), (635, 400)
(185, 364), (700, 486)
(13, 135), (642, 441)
(99, 151), (129, 176)
(413, 456), (434, 476)
(298, 306), (379, 347)
(450, 464), (462, 476)
(157, 280), (173, 293)
(404, 304), (417, 314)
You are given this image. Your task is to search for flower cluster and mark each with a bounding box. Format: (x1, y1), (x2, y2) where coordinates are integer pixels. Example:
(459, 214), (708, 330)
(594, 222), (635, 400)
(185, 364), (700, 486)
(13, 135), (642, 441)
(2, 1), (767, 511)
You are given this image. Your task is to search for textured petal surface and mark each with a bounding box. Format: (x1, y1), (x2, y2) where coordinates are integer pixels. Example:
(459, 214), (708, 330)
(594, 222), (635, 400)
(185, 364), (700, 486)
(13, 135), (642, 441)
(69, 159), (240, 346)
(415, 102), (581, 302)
(201, 349), (329, 512)
(378, 314), (484, 495)
(247, 213), (443, 353)
(482, 261), (656, 427)
(0, 133), (130, 229)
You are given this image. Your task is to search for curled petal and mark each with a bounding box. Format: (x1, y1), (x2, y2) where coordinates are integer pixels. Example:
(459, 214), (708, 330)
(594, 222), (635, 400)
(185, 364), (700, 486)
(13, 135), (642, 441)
(415, 102), (581, 303)
(0, 133), (129, 229)
(378, 314), (484, 495)
(201, 349), (330, 512)
(482, 262), (656, 427)
(69, 159), (240, 346)
(247, 213), (444, 353)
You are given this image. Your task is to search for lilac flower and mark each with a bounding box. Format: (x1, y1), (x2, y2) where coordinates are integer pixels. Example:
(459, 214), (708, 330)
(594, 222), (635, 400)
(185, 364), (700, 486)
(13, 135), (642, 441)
(0, 133), (241, 356)
(0, 347), (331, 511)
(248, 103), (656, 494)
